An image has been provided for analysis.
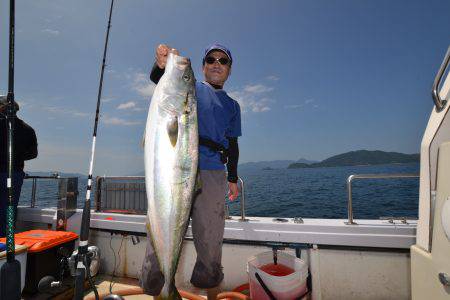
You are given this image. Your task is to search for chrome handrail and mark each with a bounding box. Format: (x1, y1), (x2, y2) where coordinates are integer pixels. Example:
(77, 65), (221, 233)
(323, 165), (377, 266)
(238, 177), (248, 222)
(432, 46), (450, 112)
(94, 175), (250, 220)
(224, 177), (248, 221)
(24, 173), (60, 207)
(346, 173), (419, 225)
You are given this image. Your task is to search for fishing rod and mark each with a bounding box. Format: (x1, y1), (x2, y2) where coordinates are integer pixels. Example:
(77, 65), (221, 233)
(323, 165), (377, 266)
(0, 0), (22, 299)
(73, 0), (114, 299)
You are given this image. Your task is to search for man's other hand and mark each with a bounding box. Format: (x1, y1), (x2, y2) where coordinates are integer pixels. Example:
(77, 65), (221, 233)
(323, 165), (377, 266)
(228, 182), (239, 201)
(155, 44), (179, 69)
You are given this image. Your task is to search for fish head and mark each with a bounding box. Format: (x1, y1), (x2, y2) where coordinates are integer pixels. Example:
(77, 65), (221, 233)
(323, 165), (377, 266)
(159, 53), (196, 115)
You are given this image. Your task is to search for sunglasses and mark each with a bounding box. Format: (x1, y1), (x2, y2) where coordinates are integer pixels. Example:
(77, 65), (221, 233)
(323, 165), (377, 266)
(205, 56), (230, 66)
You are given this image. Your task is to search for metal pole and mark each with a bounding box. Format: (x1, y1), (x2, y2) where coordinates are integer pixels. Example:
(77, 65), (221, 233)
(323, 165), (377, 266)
(345, 173), (419, 225)
(346, 175), (355, 225)
(238, 177), (248, 222)
(31, 178), (36, 208)
(432, 46), (450, 111)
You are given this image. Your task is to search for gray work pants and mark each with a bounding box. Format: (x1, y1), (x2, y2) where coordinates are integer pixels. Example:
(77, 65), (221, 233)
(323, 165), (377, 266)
(140, 169), (227, 294)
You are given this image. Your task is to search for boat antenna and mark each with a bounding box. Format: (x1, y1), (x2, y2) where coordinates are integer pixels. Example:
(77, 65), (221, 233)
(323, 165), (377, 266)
(0, 0), (22, 299)
(73, 0), (114, 299)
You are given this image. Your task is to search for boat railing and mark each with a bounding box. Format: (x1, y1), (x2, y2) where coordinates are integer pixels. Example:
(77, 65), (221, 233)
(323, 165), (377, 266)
(23, 173), (78, 230)
(95, 176), (147, 214)
(238, 177), (248, 221)
(225, 177), (248, 222)
(346, 173), (420, 225)
(96, 175), (249, 220)
(432, 45), (450, 112)
(24, 173), (60, 208)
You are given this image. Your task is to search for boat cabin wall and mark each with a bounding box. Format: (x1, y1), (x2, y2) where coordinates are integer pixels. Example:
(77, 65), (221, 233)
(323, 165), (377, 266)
(417, 61), (450, 251)
(89, 229), (411, 300)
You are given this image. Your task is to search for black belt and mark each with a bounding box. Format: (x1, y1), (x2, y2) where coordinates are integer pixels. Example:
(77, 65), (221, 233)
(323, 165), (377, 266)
(199, 137), (228, 164)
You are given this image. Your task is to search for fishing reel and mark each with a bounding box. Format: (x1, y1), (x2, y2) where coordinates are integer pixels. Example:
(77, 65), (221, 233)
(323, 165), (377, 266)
(38, 246), (100, 293)
(68, 245), (101, 278)
(69, 245), (124, 300)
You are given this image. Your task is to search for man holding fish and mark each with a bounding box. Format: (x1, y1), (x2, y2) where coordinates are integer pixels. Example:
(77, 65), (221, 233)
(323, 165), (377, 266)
(141, 43), (241, 299)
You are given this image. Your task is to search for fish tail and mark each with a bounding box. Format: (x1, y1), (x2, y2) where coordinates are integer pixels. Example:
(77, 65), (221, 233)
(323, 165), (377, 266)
(157, 283), (182, 300)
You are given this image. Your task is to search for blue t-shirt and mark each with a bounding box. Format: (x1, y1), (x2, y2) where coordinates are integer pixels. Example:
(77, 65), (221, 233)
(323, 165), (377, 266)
(196, 82), (242, 170)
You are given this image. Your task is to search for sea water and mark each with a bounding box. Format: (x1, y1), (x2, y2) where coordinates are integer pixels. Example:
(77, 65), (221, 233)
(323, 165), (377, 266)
(18, 163), (419, 219)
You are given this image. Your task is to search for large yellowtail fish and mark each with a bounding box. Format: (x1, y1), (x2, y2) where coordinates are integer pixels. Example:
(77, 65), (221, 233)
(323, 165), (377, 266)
(144, 53), (198, 299)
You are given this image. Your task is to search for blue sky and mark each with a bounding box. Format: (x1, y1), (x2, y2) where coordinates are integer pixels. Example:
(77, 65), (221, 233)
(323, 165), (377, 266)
(0, 0), (449, 175)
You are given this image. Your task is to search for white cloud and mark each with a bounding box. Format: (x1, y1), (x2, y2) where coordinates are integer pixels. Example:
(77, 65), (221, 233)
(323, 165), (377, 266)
(251, 102), (271, 112)
(102, 116), (141, 126)
(41, 28), (60, 36)
(132, 72), (155, 98)
(244, 84), (274, 94)
(229, 83), (275, 113)
(102, 97), (115, 103)
(73, 112), (90, 117)
(283, 98), (318, 110)
(266, 75), (279, 81)
(284, 104), (303, 109)
(117, 101), (136, 110)
(132, 107), (146, 112)
(45, 106), (89, 118)
(109, 69), (154, 100)
(43, 15), (62, 23)
(116, 101), (145, 112)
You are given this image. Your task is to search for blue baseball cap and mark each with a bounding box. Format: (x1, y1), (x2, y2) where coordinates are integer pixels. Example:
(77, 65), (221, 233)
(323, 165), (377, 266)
(202, 43), (233, 65)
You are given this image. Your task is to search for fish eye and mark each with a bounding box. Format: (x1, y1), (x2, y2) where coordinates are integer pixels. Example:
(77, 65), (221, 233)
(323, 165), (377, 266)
(183, 74), (190, 82)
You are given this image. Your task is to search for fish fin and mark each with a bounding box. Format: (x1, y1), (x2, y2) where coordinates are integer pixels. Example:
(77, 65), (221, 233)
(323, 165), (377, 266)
(167, 116), (178, 147)
(141, 128), (146, 148)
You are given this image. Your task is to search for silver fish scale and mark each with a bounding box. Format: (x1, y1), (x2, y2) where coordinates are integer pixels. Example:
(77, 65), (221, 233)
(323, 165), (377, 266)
(144, 53), (198, 300)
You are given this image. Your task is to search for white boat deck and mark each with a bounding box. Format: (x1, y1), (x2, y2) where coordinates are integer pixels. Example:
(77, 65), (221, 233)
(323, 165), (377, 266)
(17, 207), (416, 249)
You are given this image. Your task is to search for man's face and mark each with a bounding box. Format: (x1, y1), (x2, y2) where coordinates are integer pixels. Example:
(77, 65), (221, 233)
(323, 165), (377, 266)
(202, 50), (231, 87)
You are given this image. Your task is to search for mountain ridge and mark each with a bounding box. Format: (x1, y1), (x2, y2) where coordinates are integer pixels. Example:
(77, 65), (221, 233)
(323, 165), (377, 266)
(288, 150), (419, 169)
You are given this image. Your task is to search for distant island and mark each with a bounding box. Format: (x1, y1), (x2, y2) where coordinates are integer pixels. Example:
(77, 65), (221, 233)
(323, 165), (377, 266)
(262, 167), (275, 170)
(287, 150), (419, 169)
(65, 150), (419, 177)
(239, 159), (318, 171)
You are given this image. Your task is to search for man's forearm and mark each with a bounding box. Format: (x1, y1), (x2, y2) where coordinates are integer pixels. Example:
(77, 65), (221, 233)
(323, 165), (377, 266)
(150, 63), (164, 84)
(226, 137), (239, 183)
